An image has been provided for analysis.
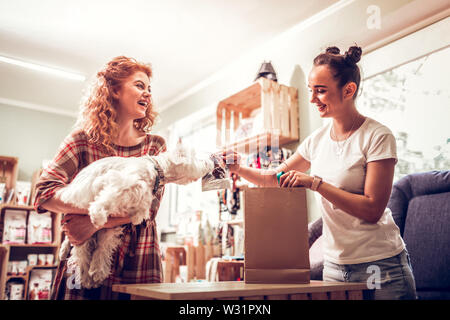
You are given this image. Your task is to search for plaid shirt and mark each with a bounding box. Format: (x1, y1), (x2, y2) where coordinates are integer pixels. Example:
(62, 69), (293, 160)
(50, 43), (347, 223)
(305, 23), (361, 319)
(34, 129), (166, 300)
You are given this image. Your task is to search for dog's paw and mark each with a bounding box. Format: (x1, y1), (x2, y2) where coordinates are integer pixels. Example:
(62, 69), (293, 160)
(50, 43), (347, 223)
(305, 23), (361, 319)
(89, 206), (108, 228)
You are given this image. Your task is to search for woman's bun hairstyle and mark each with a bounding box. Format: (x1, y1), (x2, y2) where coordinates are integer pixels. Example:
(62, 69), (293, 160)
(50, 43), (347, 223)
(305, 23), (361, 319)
(313, 44), (362, 99)
(344, 46), (362, 65)
(325, 46), (341, 55)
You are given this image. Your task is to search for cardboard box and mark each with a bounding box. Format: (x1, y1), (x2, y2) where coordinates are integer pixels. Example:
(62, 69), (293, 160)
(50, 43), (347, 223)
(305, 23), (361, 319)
(244, 187), (310, 284)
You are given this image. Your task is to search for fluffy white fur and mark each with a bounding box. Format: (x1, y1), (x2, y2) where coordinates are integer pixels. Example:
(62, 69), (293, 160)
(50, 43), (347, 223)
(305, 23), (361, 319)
(56, 144), (214, 288)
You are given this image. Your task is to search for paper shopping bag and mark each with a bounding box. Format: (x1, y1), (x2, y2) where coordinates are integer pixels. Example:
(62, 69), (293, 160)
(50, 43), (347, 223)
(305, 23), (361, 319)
(244, 187), (310, 284)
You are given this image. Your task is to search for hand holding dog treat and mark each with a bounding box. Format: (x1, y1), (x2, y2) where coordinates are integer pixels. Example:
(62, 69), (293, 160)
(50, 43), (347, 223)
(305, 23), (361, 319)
(221, 150), (241, 173)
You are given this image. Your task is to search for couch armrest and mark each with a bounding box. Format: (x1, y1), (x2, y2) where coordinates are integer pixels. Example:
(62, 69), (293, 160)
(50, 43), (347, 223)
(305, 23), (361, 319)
(308, 217), (323, 248)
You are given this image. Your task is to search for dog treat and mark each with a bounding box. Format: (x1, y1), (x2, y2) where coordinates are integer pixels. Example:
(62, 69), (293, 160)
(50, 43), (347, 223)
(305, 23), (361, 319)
(201, 154), (231, 192)
(277, 171), (285, 184)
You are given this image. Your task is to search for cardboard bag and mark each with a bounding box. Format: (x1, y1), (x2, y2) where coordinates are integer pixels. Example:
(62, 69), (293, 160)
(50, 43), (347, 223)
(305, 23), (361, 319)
(244, 187), (310, 284)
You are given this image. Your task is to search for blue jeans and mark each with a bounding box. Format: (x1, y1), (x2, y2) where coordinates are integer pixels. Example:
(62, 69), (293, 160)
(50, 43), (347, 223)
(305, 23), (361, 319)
(323, 249), (417, 300)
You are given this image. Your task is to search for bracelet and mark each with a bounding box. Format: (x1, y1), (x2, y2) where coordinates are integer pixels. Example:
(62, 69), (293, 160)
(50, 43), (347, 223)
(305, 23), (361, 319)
(310, 175), (322, 191)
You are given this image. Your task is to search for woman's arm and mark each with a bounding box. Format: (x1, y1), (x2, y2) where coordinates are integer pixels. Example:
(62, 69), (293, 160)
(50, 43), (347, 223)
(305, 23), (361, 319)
(40, 196), (89, 215)
(316, 159), (395, 223)
(224, 151), (311, 187)
(62, 214), (132, 245)
(281, 158), (396, 224)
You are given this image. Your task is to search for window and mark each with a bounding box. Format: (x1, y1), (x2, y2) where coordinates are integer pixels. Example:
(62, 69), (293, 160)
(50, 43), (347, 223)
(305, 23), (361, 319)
(160, 108), (220, 230)
(358, 19), (450, 181)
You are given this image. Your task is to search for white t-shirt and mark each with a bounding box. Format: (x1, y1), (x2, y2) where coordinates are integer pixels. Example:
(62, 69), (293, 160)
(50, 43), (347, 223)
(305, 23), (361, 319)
(297, 117), (405, 264)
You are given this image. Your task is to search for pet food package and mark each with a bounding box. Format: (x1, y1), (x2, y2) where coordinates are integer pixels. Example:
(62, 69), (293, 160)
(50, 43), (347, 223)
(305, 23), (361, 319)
(2, 210), (27, 244)
(15, 181), (31, 205)
(27, 254), (38, 266)
(46, 254), (55, 265)
(202, 153), (231, 192)
(27, 211), (52, 244)
(6, 281), (24, 300)
(244, 187), (310, 284)
(17, 260), (28, 275)
(28, 269), (53, 300)
(38, 254), (47, 265)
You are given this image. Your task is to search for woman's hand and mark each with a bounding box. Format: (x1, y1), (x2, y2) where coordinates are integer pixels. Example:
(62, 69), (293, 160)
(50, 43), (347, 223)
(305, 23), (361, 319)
(61, 214), (100, 246)
(221, 150), (241, 173)
(279, 170), (313, 188)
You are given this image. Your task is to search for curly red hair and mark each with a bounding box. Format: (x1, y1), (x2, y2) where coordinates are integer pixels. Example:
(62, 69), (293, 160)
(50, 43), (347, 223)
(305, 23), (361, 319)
(75, 56), (158, 154)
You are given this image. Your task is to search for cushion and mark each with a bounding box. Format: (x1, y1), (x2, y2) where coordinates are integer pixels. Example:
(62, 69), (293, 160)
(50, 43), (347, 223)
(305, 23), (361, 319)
(403, 192), (450, 290)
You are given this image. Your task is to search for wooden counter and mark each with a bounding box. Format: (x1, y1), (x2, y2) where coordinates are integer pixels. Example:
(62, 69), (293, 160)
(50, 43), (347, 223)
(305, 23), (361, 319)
(112, 280), (370, 300)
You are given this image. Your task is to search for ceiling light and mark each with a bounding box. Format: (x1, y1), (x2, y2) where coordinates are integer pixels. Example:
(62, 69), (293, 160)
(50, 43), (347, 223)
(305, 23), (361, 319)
(0, 55), (86, 82)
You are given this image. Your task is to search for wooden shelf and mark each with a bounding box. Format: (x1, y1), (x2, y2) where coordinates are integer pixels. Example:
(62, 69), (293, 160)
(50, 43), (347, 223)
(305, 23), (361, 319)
(4, 265), (57, 300)
(225, 219), (243, 226)
(6, 274), (27, 281)
(221, 132), (298, 153)
(0, 204), (35, 211)
(28, 265), (57, 269)
(0, 192), (61, 300)
(216, 78), (299, 153)
(0, 156), (18, 192)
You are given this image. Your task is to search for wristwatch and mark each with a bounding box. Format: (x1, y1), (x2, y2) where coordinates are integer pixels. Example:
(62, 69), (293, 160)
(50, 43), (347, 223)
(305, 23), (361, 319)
(310, 175), (322, 191)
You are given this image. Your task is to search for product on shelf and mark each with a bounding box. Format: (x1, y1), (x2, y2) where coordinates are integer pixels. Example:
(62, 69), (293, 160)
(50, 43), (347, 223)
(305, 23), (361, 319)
(7, 260), (28, 276)
(0, 182), (6, 204)
(15, 181), (31, 205)
(27, 254), (38, 266)
(38, 254), (47, 266)
(27, 211), (52, 244)
(2, 209), (27, 244)
(28, 269), (53, 300)
(6, 281), (24, 300)
(46, 254), (54, 265)
(7, 261), (16, 275)
(17, 260), (27, 275)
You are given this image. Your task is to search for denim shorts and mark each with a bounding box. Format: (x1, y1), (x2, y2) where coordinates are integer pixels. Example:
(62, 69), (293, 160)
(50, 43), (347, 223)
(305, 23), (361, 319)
(323, 249), (417, 300)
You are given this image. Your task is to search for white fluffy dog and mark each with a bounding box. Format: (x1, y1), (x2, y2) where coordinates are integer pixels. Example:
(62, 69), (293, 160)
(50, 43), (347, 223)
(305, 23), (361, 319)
(56, 144), (215, 289)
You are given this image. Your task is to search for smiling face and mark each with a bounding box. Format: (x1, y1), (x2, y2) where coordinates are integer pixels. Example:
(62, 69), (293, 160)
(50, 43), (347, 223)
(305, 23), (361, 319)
(113, 71), (151, 121)
(308, 65), (346, 118)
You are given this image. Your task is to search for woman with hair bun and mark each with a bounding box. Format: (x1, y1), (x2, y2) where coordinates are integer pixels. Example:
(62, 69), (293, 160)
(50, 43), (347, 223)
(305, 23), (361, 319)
(223, 46), (417, 300)
(34, 56), (166, 299)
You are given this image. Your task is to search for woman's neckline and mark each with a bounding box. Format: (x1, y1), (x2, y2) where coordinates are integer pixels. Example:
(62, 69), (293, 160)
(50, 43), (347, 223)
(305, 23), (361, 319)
(112, 134), (148, 148)
(328, 116), (368, 142)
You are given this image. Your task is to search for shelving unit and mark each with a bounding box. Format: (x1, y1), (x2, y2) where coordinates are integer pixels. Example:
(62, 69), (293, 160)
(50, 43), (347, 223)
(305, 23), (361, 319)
(0, 155), (61, 300)
(0, 156), (19, 193)
(0, 204), (61, 300)
(216, 77), (299, 153)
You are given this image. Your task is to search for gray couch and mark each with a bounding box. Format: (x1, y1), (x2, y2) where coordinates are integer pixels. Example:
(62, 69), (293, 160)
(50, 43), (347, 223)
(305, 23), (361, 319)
(308, 170), (450, 300)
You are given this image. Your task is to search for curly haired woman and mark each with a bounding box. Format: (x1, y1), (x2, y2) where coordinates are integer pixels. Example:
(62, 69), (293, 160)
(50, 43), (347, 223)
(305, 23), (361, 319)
(34, 56), (167, 300)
